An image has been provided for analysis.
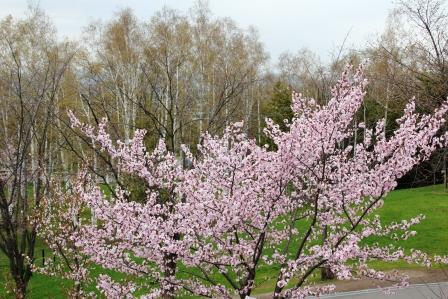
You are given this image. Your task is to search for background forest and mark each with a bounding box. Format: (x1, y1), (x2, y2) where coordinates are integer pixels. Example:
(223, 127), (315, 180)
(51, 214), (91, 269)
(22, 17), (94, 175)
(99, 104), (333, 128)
(1, 0), (447, 188)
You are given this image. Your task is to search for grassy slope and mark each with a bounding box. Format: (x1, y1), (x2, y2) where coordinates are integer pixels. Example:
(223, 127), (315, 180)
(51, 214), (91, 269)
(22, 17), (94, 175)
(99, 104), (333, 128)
(373, 184), (448, 255)
(1, 184), (447, 298)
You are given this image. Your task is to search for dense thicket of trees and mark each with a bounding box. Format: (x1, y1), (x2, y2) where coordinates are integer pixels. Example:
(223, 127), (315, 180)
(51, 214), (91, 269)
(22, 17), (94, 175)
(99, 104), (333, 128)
(0, 8), (74, 297)
(0, 0), (447, 297)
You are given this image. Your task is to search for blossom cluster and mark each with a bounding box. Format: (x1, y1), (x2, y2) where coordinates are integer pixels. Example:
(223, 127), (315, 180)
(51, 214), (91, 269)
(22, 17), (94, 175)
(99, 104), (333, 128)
(38, 65), (448, 298)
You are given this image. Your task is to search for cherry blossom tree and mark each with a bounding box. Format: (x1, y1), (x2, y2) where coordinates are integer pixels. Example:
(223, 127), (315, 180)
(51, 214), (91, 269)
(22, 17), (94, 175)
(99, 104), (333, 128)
(43, 65), (448, 298)
(64, 115), (187, 298)
(265, 65), (448, 298)
(35, 171), (93, 298)
(178, 124), (292, 298)
(175, 66), (448, 299)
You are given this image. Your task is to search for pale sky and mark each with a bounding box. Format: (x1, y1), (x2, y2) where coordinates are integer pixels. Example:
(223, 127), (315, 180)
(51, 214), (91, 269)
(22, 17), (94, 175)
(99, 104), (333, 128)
(0, 0), (395, 62)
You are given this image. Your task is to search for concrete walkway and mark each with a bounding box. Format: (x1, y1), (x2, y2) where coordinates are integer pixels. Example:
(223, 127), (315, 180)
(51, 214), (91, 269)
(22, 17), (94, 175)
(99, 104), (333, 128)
(318, 282), (448, 299)
(254, 270), (448, 299)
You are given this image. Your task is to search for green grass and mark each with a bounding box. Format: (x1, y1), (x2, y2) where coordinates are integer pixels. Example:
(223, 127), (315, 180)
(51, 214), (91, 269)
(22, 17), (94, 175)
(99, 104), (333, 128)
(1, 184), (447, 298)
(0, 241), (69, 298)
(369, 184), (448, 255)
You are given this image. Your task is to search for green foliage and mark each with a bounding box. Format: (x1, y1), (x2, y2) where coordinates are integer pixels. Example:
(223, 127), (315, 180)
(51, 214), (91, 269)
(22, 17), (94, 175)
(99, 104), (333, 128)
(122, 174), (148, 203)
(263, 81), (294, 131)
(260, 81), (293, 148)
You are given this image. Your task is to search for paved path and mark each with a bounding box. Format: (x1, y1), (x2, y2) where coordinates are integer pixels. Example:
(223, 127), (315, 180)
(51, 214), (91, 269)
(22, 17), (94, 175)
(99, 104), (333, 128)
(318, 282), (448, 299)
(254, 270), (448, 299)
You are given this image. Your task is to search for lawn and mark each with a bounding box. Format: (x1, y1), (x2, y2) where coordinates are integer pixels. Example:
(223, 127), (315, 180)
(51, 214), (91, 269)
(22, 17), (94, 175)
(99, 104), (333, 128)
(1, 184), (447, 298)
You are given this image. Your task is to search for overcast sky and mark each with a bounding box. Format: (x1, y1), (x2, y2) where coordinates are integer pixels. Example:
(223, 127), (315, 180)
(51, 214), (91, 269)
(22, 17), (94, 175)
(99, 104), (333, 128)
(0, 0), (395, 62)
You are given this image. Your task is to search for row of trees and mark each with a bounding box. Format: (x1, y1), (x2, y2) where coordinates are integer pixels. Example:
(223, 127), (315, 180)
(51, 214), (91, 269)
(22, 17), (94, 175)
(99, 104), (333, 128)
(0, 0), (447, 297)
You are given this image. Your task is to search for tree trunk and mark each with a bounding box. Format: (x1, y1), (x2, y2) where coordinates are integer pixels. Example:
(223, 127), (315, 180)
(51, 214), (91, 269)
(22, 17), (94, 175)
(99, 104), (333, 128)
(14, 278), (27, 299)
(161, 252), (177, 299)
(238, 267), (256, 299)
(321, 266), (336, 280)
(161, 230), (180, 299)
(321, 225), (335, 280)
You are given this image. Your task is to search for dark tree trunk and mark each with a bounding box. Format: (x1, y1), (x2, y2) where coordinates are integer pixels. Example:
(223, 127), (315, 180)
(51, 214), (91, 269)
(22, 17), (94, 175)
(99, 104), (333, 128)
(320, 266), (336, 280)
(321, 225), (335, 280)
(14, 278), (27, 299)
(161, 236), (179, 299)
